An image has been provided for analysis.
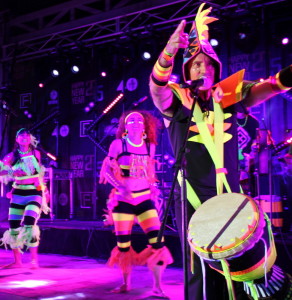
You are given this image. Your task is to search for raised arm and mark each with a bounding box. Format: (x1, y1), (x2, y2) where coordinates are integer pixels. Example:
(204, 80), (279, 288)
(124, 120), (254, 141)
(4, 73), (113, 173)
(243, 65), (292, 107)
(149, 20), (189, 117)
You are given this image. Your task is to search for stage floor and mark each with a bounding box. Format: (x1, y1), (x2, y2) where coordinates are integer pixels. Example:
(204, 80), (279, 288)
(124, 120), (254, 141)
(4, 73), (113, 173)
(0, 249), (184, 300)
(0, 219), (291, 300)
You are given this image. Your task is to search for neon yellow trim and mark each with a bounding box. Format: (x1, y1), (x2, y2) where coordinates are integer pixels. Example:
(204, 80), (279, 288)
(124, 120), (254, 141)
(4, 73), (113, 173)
(138, 209), (158, 222)
(149, 237), (164, 244)
(186, 179), (202, 209)
(154, 61), (172, 72)
(220, 259), (236, 300)
(194, 102), (232, 194)
(117, 241), (131, 248)
(154, 65), (172, 78)
(214, 101), (224, 194)
(120, 165), (130, 169)
(276, 72), (291, 90)
(112, 213), (135, 222)
(245, 282), (259, 300)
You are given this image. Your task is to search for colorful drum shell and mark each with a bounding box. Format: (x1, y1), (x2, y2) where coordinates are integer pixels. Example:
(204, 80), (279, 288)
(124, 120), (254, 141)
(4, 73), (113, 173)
(256, 195), (283, 228)
(188, 193), (276, 282)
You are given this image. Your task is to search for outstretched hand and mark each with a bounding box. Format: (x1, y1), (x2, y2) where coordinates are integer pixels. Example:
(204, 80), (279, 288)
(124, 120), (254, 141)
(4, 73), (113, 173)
(165, 20), (189, 57)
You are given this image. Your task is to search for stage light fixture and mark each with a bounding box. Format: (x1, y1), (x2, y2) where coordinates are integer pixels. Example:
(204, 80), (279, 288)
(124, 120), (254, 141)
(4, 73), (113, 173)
(101, 72), (107, 77)
(103, 93), (124, 114)
(51, 69), (59, 77)
(24, 110), (32, 119)
(142, 51), (151, 61)
(84, 106), (90, 113)
(238, 32), (246, 40)
(71, 65), (79, 73)
(38, 83), (44, 88)
(210, 39), (219, 47)
(282, 37), (289, 45)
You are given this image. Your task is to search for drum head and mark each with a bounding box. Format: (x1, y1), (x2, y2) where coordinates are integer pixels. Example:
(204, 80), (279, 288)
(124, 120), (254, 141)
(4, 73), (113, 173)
(188, 193), (264, 260)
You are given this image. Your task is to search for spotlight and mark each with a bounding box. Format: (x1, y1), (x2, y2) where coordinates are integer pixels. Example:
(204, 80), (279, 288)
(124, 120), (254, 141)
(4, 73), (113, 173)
(84, 106), (90, 113)
(142, 51), (151, 61)
(38, 83), (44, 88)
(101, 72), (107, 77)
(282, 37), (289, 45)
(168, 158), (175, 166)
(259, 78), (265, 82)
(210, 39), (219, 47)
(51, 69), (59, 77)
(89, 101), (95, 108)
(238, 32), (246, 40)
(71, 65), (79, 73)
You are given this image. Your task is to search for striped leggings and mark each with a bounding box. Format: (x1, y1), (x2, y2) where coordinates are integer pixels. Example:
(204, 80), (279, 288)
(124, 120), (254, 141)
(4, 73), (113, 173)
(112, 189), (164, 252)
(8, 188), (42, 247)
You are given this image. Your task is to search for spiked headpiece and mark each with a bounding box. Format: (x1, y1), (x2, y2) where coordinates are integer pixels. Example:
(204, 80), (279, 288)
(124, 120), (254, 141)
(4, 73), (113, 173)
(183, 3), (222, 83)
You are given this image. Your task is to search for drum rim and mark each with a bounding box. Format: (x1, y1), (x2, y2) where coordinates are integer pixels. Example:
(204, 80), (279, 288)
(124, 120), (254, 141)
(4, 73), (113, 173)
(188, 193), (266, 260)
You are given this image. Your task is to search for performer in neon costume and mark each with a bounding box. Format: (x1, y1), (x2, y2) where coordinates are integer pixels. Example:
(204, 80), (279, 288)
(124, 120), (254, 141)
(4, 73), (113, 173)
(149, 2), (292, 299)
(0, 128), (50, 269)
(99, 110), (173, 298)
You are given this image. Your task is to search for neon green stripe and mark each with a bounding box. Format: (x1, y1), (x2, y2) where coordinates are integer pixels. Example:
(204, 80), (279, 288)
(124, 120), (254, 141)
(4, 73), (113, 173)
(15, 174), (39, 180)
(26, 204), (41, 213)
(9, 208), (24, 215)
(12, 183), (37, 189)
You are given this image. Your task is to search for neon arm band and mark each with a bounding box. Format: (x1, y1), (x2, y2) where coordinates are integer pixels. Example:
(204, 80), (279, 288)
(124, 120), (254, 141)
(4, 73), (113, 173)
(151, 60), (173, 87)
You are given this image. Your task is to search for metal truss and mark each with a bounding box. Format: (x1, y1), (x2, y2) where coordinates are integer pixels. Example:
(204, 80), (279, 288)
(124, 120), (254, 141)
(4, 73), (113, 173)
(0, 0), (289, 62)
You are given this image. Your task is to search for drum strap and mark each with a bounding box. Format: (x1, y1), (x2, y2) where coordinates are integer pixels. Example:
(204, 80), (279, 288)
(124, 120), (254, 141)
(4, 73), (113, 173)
(245, 281), (259, 300)
(220, 259), (236, 300)
(193, 100), (232, 194)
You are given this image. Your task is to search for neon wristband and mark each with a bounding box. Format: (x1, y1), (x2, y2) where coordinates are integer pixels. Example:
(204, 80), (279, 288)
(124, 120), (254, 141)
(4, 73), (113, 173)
(161, 48), (174, 62)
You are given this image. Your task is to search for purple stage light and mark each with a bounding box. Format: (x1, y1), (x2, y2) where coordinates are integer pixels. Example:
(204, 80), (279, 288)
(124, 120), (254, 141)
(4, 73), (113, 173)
(101, 72), (107, 77)
(282, 37), (289, 45)
(84, 106), (90, 112)
(89, 102), (95, 107)
(38, 83), (44, 88)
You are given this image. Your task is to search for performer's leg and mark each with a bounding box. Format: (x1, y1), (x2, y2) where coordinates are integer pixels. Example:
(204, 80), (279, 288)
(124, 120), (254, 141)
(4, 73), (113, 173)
(109, 201), (136, 293)
(1, 202), (24, 268)
(22, 199), (42, 269)
(136, 198), (173, 297)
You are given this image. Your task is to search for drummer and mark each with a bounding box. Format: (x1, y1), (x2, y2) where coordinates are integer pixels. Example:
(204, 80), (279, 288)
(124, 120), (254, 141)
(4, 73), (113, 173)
(149, 2), (292, 299)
